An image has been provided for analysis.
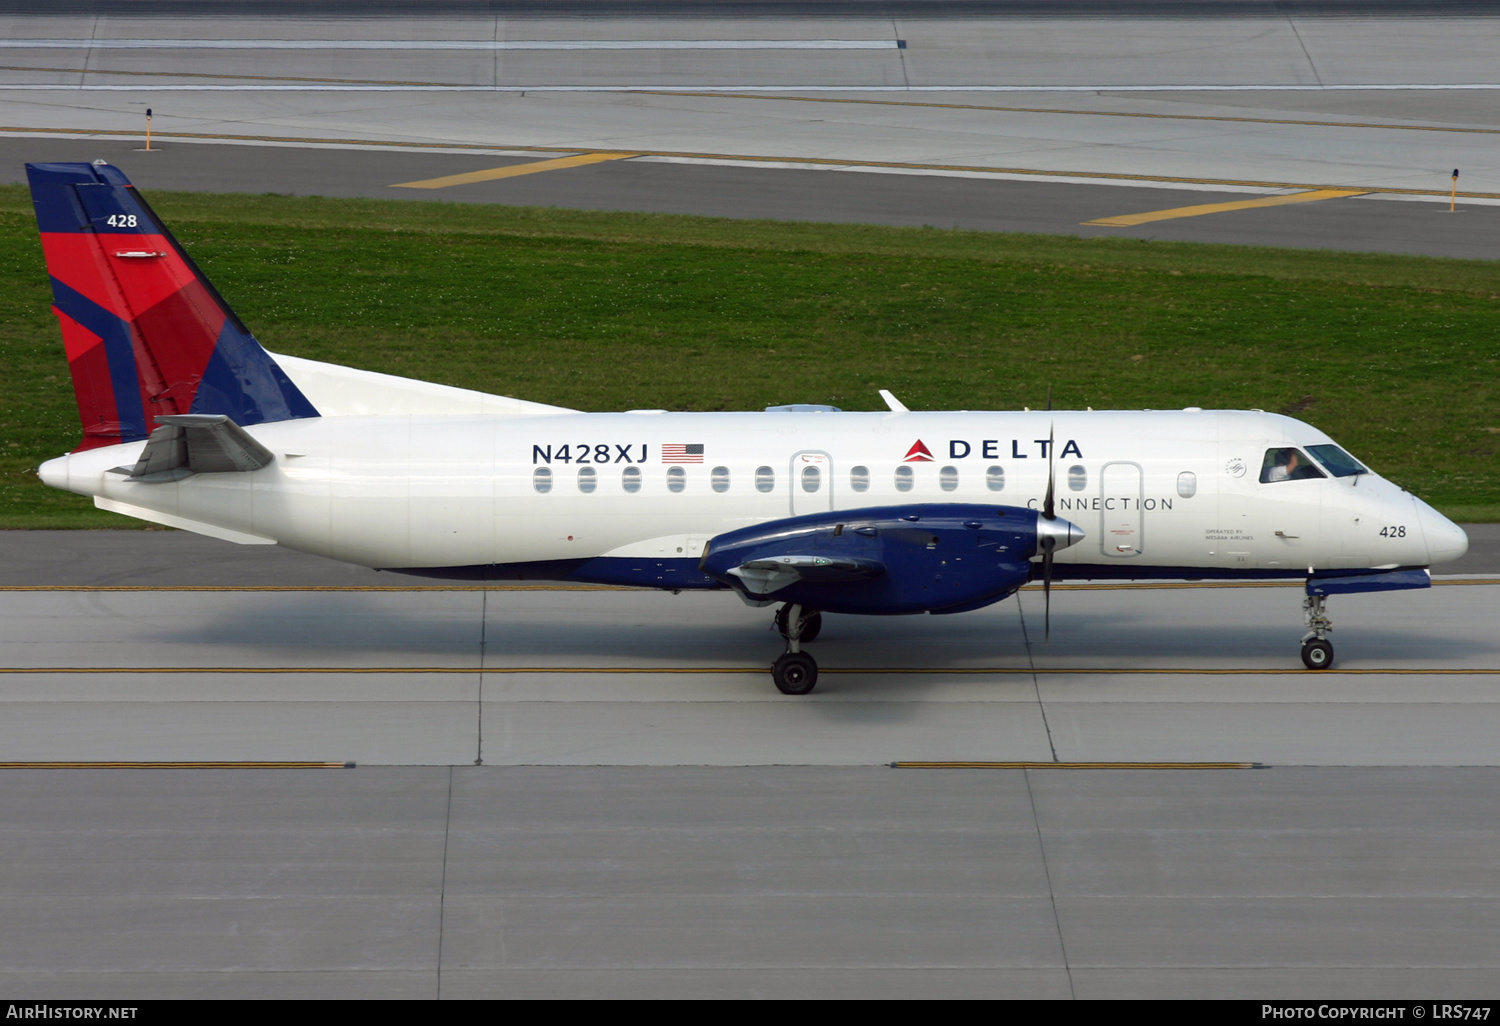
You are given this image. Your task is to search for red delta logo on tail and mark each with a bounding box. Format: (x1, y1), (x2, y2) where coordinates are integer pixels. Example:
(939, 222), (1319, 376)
(26, 162), (317, 451)
(902, 439), (934, 462)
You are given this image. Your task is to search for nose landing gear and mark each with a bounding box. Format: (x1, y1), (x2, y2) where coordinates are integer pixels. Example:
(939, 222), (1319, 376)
(774, 603), (822, 644)
(1300, 594), (1334, 670)
(771, 602), (821, 695)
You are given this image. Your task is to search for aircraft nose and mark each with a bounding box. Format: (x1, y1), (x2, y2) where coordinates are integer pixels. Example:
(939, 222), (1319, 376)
(1037, 515), (1085, 552)
(1415, 498), (1468, 567)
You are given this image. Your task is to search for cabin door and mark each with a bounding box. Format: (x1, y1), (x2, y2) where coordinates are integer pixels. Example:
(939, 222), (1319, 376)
(1099, 461), (1144, 558)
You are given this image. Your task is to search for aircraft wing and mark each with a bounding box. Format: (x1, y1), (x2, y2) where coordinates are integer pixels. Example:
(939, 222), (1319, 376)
(701, 504), (1081, 616)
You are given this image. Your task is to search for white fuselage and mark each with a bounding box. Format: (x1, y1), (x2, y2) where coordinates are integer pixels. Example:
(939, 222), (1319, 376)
(40, 408), (1468, 577)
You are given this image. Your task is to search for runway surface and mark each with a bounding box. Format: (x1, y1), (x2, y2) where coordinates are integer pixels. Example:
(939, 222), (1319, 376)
(3, 533), (1500, 997)
(5, 764), (1500, 999)
(5, 4), (1500, 256)
(5, 2), (1500, 999)
(3, 530), (1498, 767)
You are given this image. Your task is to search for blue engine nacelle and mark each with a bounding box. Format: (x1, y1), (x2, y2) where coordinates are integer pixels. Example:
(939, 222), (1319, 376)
(700, 503), (1075, 616)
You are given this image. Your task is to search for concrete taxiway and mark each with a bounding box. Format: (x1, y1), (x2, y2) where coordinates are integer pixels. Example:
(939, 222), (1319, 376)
(3, 561), (1498, 767)
(5, 764), (1500, 999)
(3, 528), (1500, 998)
(6, 134), (1500, 259)
(5, 4), (1500, 256)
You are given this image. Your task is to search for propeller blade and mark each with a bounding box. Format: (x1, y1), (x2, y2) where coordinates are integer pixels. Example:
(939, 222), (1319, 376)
(1046, 384), (1053, 412)
(1042, 538), (1055, 641)
(1042, 422), (1056, 521)
(1041, 419), (1057, 639)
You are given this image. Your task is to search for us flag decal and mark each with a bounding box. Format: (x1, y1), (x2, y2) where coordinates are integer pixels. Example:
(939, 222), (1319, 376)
(661, 443), (705, 463)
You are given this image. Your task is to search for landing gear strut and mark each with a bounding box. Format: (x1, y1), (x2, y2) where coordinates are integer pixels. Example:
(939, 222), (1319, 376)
(1301, 594), (1335, 670)
(771, 602), (820, 695)
(774, 604), (822, 644)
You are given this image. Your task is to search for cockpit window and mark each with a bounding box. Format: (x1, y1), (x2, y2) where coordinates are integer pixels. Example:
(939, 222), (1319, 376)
(1260, 447), (1327, 483)
(1306, 444), (1368, 478)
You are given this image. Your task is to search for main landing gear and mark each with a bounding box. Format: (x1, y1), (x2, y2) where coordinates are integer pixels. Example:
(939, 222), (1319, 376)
(771, 603), (822, 695)
(1301, 594), (1335, 670)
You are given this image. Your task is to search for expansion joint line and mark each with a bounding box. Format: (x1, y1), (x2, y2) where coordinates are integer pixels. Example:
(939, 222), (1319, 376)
(1016, 601), (1060, 763)
(1285, 15), (1326, 88)
(1024, 768), (1076, 998)
(490, 15), (500, 91)
(436, 765), (454, 999)
(79, 15), (99, 88)
(892, 17), (910, 90)
(476, 590), (487, 766)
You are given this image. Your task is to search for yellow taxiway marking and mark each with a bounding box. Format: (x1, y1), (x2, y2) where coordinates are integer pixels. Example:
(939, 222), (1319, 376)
(895, 761), (1258, 769)
(1, 666), (1497, 675)
(0, 761), (353, 769)
(5, 125), (1498, 201)
(0, 579), (1492, 593)
(1084, 188), (1371, 227)
(391, 152), (637, 189)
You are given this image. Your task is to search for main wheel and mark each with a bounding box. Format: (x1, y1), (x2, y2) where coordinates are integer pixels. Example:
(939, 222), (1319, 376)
(772, 652), (819, 695)
(1301, 638), (1334, 670)
(774, 607), (822, 643)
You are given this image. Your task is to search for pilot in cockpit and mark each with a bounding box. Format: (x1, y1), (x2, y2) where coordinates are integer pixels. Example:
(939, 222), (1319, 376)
(1261, 447), (1326, 483)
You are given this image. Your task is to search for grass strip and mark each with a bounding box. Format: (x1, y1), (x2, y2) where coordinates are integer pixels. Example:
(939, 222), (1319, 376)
(1, 185), (1495, 526)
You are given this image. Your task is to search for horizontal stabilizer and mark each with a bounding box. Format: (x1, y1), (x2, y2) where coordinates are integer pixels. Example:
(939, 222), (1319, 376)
(728, 555), (884, 596)
(114, 414), (274, 482)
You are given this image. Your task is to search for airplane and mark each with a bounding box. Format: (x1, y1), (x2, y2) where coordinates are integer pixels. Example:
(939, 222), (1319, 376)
(25, 160), (1470, 694)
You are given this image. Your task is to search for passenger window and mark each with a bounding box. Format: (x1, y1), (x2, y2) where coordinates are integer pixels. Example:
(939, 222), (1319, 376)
(895, 465), (914, 493)
(711, 466), (730, 493)
(621, 466), (641, 493)
(849, 465), (869, 492)
(532, 467), (552, 494)
(986, 465), (1005, 492)
(1260, 448), (1326, 483)
(801, 466), (821, 493)
(1067, 465), (1087, 491)
(577, 466), (596, 493)
(939, 466), (958, 492)
(1177, 471), (1196, 498)
(755, 466), (775, 493)
(667, 466), (686, 493)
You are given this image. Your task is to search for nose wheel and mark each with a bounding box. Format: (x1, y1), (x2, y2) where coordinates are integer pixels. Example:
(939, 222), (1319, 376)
(1300, 594), (1335, 670)
(1301, 638), (1334, 669)
(772, 651), (818, 695)
(770, 603), (820, 695)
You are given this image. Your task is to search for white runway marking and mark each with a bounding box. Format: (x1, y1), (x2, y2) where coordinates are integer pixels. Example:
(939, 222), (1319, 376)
(6, 83), (1500, 92)
(0, 38), (902, 51)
